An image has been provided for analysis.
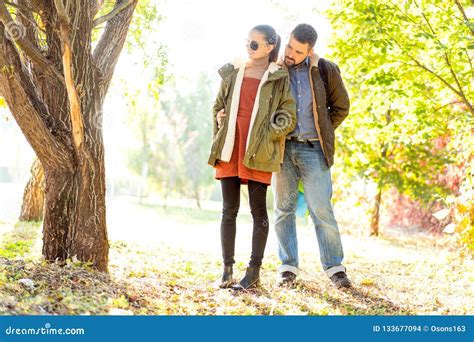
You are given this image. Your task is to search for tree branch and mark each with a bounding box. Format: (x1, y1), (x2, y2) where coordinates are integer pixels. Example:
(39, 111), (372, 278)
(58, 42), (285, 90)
(372, 4), (474, 115)
(406, 54), (462, 97)
(433, 100), (463, 112)
(54, 0), (84, 150)
(93, 0), (134, 27)
(3, 1), (41, 14)
(442, 49), (473, 113)
(0, 42), (73, 170)
(53, 0), (69, 23)
(0, 2), (64, 82)
(17, 0), (42, 51)
(92, 0), (138, 97)
(416, 2), (474, 114)
(454, 0), (474, 36)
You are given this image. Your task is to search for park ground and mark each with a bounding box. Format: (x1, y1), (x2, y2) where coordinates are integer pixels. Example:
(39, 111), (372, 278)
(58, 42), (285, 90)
(0, 196), (473, 315)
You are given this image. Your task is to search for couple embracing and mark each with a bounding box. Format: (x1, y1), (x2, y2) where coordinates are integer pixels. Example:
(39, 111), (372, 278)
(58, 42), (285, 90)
(207, 24), (351, 290)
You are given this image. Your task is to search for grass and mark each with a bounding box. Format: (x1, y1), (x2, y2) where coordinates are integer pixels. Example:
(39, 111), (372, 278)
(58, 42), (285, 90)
(0, 221), (40, 259)
(0, 204), (473, 316)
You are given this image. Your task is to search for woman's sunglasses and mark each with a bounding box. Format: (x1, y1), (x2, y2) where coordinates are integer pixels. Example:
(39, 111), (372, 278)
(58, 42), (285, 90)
(246, 35), (277, 51)
(246, 39), (266, 51)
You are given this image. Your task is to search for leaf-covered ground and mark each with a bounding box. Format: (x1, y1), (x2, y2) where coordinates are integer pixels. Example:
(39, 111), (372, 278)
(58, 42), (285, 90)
(0, 199), (473, 315)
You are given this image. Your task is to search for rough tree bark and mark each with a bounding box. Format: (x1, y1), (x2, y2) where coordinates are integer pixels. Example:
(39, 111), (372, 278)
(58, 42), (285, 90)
(19, 157), (45, 221)
(0, 0), (138, 271)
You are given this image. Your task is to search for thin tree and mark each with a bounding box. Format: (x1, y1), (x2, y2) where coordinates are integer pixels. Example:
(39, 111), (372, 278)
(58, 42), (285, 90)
(19, 157), (44, 222)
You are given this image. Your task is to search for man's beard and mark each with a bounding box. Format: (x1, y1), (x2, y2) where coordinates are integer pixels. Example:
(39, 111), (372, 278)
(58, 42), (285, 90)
(284, 56), (295, 66)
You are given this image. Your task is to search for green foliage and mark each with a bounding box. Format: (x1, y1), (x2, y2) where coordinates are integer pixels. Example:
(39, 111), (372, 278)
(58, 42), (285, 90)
(154, 73), (216, 204)
(125, 0), (164, 53)
(0, 241), (31, 259)
(448, 128), (474, 256)
(174, 73), (215, 201)
(125, 58), (215, 206)
(0, 221), (40, 259)
(124, 75), (165, 196)
(92, 0), (164, 56)
(91, 1), (115, 42)
(120, 1), (214, 205)
(326, 0), (473, 206)
(455, 172), (474, 256)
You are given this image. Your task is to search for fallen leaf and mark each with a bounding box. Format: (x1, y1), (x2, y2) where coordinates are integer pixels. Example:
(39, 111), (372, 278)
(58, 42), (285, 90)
(433, 209), (449, 220)
(442, 223), (455, 234)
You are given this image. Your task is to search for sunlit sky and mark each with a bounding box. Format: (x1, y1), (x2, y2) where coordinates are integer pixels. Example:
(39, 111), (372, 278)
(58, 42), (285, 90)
(112, 0), (333, 94)
(158, 0), (332, 90)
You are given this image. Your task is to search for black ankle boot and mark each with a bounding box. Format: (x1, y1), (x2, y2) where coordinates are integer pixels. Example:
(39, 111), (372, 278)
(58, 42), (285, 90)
(218, 265), (233, 288)
(232, 266), (260, 290)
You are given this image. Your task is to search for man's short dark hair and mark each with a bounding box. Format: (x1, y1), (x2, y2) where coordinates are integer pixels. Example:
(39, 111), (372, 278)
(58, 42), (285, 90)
(291, 24), (318, 49)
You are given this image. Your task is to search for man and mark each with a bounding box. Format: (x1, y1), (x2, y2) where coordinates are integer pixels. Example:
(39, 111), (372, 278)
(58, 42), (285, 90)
(273, 23), (351, 288)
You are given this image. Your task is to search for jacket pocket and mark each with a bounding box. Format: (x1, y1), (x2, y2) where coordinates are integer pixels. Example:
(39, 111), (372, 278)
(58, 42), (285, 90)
(212, 116), (226, 143)
(253, 122), (277, 165)
(210, 117), (227, 164)
(254, 136), (274, 164)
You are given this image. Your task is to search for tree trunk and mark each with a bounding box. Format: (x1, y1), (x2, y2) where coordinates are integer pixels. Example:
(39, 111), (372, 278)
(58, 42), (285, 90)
(0, 1), (138, 272)
(370, 185), (382, 236)
(19, 157), (45, 221)
(42, 137), (108, 271)
(194, 188), (201, 209)
(370, 110), (391, 237)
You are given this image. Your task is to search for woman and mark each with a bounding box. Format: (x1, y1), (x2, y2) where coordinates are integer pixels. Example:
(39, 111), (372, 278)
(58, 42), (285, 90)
(208, 25), (296, 290)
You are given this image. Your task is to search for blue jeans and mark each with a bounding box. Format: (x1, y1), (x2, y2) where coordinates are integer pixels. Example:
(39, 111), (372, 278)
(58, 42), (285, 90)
(273, 140), (346, 278)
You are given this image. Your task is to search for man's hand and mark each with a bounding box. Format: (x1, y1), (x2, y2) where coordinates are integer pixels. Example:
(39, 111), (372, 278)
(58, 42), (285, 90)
(217, 109), (227, 128)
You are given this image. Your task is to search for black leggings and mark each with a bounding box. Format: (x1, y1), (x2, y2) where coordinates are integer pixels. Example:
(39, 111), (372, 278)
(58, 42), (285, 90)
(220, 177), (269, 267)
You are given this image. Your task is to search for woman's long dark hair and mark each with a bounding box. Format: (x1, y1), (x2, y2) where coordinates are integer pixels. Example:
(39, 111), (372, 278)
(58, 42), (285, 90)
(251, 25), (281, 63)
